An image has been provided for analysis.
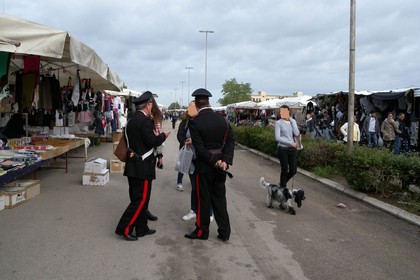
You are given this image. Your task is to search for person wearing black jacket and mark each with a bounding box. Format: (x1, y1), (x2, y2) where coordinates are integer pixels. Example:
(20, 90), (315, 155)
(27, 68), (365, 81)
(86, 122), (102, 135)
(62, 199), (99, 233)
(184, 88), (235, 242)
(0, 113), (26, 140)
(115, 91), (170, 241)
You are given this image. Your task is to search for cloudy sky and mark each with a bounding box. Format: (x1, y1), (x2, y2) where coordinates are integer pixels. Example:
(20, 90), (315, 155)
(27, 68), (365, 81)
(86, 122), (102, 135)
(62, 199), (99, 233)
(4, 0), (420, 106)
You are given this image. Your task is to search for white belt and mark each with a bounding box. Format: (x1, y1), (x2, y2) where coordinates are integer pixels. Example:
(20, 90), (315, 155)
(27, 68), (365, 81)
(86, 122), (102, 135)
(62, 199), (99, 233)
(141, 148), (154, 160)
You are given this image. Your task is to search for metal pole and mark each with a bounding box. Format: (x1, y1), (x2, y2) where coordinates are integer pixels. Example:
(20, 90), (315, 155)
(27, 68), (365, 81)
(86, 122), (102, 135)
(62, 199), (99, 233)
(347, 0), (356, 152)
(180, 81), (185, 108)
(185, 66), (193, 104)
(174, 88), (178, 109)
(199, 30), (214, 89)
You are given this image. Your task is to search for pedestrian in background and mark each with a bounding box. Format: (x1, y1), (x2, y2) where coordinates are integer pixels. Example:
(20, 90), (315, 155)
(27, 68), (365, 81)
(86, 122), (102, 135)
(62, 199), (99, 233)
(340, 115), (361, 144)
(275, 105), (301, 215)
(380, 112), (398, 150)
(363, 110), (380, 147)
(171, 113), (178, 129)
(393, 112), (408, 154)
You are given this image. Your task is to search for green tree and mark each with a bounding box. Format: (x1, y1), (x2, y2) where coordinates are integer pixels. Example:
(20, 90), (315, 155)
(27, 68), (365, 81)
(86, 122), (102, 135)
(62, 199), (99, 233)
(168, 102), (181, 110)
(218, 78), (252, 106)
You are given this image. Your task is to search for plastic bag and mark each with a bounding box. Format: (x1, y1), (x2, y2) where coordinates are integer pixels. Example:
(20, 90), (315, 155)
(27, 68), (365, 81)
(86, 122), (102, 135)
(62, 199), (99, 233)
(175, 145), (194, 174)
(378, 136), (384, 147)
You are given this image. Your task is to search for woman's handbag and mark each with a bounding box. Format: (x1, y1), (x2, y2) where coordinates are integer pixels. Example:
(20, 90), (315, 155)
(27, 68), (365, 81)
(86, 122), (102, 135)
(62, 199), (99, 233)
(114, 123), (130, 162)
(114, 133), (129, 162)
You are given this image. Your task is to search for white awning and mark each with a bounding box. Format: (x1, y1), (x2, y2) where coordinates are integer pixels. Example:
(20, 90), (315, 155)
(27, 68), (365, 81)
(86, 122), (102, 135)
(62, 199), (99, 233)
(276, 95), (314, 108)
(227, 100), (258, 109)
(0, 14), (123, 91)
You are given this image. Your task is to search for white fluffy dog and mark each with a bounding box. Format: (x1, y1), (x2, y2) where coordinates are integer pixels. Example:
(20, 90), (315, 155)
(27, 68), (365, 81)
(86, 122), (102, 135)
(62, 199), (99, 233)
(259, 177), (305, 215)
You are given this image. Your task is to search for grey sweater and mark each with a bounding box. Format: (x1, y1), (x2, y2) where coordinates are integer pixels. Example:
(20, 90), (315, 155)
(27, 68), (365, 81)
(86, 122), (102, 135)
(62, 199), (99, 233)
(275, 118), (300, 147)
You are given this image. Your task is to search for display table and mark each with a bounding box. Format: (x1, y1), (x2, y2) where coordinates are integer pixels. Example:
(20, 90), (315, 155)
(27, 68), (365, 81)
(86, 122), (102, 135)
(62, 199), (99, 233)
(32, 139), (85, 173)
(0, 160), (44, 187)
(0, 138), (86, 186)
(74, 133), (100, 146)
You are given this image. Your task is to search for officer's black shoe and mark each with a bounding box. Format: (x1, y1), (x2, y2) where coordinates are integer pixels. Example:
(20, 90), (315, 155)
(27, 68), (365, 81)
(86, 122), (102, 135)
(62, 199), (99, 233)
(123, 234), (138, 241)
(184, 229), (208, 240)
(217, 234), (229, 242)
(137, 229), (156, 237)
(146, 210), (158, 221)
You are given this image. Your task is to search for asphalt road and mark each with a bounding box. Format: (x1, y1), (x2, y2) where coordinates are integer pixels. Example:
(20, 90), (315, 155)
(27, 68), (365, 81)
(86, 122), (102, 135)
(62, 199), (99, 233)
(0, 119), (419, 280)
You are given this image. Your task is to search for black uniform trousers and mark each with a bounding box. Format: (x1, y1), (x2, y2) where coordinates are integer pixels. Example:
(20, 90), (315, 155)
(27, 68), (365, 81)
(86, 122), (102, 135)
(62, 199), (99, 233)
(115, 177), (152, 236)
(194, 170), (231, 239)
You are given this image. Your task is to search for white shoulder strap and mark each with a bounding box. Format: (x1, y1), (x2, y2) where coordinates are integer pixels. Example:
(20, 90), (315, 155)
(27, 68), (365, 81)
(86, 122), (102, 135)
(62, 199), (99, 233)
(125, 120), (130, 148)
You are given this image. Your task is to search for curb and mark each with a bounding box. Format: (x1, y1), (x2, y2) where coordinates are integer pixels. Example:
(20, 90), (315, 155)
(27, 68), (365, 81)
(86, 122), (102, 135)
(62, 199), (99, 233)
(236, 143), (420, 227)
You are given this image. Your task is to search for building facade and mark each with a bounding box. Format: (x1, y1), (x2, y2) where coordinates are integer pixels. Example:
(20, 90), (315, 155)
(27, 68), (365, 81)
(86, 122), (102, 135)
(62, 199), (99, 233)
(251, 90), (302, 102)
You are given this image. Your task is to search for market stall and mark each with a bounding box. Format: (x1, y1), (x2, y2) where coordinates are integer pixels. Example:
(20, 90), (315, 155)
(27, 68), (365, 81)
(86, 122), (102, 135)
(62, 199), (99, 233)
(0, 14), (124, 190)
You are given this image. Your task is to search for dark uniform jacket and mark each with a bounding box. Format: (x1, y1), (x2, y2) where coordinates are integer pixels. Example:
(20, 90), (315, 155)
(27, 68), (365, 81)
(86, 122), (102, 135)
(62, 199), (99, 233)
(124, 111), (166, 179)
(189, 108), (234, 174)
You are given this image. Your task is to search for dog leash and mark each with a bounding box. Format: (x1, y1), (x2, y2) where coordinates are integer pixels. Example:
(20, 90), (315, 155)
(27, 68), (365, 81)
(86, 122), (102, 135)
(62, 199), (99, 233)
(291, 174), (295, 189)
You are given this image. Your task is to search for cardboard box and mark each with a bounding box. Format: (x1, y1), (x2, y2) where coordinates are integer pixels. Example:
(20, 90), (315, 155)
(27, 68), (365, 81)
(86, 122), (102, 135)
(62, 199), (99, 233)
(112, 132), (123, 143)
(84, 158), (107, 173)
(113, 142), (119, 152)
(0, 186), (26, 208)
(82, 169), (110, 186)
(0, 195), (5, 211)
(4, 180), (41, 200)
(110, 158), (125, 173)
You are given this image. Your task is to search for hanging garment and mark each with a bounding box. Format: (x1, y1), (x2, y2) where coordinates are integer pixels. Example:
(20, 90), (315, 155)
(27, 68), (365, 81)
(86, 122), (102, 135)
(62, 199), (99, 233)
(359, 96), (375, 114)
(72, 80), (80, 107)
(67, 111), (76, 126)
(0, 51), (11, 101)
(113, 96), (121, 112)
(50, 76), (63, 111)
(20, 72), (37, 111)
(23, 55), (40, 73)
(38, 76), (54, 110)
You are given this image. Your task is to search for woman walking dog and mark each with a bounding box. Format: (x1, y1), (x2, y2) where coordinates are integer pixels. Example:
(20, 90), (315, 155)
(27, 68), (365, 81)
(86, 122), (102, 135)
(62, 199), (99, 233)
(274, 105), (302, 215)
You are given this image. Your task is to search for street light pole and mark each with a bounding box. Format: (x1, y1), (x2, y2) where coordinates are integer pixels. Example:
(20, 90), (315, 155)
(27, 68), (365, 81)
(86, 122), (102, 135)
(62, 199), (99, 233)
(185, 66), (193, 103)
(174, 88), (178, 109)
(180, 81), (185, 108)
(199, 30), (214, 89)
(347, 0), (356, 153)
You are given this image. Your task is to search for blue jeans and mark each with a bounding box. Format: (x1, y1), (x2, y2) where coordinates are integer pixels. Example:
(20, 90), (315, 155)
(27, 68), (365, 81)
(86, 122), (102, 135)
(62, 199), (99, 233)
(393, 137), (402, 154)
(177, 172), (184, 184)
(367, 132), (377, 147)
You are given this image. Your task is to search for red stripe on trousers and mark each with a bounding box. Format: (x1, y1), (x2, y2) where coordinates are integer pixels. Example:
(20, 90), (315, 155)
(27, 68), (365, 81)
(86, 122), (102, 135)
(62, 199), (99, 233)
(195, 174), (203, 237)
(124, 179), (149, 236)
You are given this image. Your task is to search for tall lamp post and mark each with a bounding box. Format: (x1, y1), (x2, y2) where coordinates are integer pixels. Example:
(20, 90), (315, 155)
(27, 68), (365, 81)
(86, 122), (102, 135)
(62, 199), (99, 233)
(185, 66), (193, 103)
(347, 0), (356, 153)
(180, 80), (185, 108)
(174, 88), (178, 109)
(199, 30), (214, 89)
